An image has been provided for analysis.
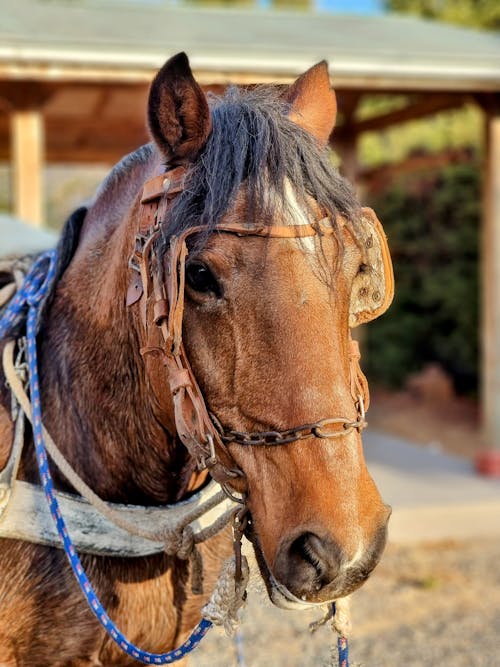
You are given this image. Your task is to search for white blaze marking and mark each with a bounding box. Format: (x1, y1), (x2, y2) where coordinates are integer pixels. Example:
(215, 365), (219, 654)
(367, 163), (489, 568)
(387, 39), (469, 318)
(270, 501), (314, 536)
(283, 180), (317, 254)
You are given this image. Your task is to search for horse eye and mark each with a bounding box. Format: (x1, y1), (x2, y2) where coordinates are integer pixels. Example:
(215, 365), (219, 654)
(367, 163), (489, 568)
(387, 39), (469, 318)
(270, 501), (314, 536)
(185, 262), (221, 296)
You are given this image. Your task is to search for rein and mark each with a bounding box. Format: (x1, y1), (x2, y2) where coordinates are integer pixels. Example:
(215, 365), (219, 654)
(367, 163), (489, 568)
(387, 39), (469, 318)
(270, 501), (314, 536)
(213, 402), (366, 447)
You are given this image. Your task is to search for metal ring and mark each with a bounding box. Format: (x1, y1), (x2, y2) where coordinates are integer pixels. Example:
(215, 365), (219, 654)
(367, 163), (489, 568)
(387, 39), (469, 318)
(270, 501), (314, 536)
(221, 483), (246, 505)
(312, 418), (346, 438)
(199, 433), (217, 469)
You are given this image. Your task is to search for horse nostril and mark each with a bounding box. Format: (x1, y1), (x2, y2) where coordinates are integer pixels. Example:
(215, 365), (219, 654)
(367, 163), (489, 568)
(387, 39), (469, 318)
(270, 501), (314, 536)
(290, 534), (328, 586)
(278, 532), (343, 597)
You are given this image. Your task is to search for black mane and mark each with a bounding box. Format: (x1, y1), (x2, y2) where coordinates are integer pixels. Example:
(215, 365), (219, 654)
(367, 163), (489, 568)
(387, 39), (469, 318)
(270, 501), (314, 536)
(159, 85), (361, 250)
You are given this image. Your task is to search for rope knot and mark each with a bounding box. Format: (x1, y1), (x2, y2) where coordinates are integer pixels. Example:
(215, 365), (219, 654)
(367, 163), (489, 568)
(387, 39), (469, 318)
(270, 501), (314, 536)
(161, 524), (204, 595)
(331, 597), (351, 638)
(0, 250), (58, 341)
(202, 555), (249, 636)
(162, 524), (195, 559)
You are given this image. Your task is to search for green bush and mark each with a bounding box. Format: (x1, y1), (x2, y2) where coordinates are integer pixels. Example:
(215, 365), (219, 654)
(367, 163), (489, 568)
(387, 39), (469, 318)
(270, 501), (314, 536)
(365, 162), (480, 394)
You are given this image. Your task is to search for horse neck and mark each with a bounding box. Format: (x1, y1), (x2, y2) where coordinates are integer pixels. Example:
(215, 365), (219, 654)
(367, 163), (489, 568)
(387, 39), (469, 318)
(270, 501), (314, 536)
(32, 199), (196, 506)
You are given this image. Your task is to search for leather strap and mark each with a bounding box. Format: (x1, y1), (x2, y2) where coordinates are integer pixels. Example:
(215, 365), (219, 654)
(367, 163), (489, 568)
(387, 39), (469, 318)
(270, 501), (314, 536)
(349, 339), (370, 412)
(140, 167), (186, 206)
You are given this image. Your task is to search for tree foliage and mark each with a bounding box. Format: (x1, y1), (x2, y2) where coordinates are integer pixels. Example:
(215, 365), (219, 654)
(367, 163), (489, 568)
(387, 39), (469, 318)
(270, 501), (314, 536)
(365, 163), (480, 394)
(386, 0), (500, 31)
(358, 105), (483, 169)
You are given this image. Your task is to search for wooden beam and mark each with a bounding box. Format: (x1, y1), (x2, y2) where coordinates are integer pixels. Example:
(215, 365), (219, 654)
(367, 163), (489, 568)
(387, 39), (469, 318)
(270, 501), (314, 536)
(331, 93), (360, 185)
(335, 91), (361, 128)
(10, 110), (44, 226)
(2, 62), (500, 93)
(360, 147), (476, 191)
(471, 93), (500, 116)
(0, 112), (149, 163)
(0, 82), (55, 111)
(340, 94), (467, 137)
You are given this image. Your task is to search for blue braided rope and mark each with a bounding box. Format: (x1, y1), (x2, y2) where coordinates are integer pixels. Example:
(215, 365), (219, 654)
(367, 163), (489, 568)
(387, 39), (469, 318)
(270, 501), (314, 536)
(0, 252), (57, 340)
(330, 602), (349, 667)
(337, 636), (349, 667)
(0, 250), (213, 664)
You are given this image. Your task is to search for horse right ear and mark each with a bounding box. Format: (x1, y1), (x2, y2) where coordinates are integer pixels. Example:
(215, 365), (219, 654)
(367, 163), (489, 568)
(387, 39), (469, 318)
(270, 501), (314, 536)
(285, 61), (337, 146)
(148, 52), (212, 164)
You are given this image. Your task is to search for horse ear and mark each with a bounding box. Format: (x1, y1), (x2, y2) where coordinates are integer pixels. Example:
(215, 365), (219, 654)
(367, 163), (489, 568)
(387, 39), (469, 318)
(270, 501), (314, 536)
(148, 52), (211, 164)
(286, 61), (337, 146)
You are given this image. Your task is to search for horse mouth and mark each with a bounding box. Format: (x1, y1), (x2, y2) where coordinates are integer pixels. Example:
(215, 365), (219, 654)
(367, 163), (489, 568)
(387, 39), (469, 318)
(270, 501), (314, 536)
(248, 532), (334, 610)
(268, 574), (328, 610)
(247, 523), (385, 610)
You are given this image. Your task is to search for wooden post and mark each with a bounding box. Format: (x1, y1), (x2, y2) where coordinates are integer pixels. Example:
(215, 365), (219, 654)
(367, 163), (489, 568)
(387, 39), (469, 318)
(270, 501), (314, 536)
(10, 109), (45, 226)
(478, 104), (500, 476)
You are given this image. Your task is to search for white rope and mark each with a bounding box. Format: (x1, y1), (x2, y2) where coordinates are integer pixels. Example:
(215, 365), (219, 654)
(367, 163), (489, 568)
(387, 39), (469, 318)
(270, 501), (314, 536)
(2, 341), (232, 554)
(202, 555), (249, 636)
(331, 596), (351, 638)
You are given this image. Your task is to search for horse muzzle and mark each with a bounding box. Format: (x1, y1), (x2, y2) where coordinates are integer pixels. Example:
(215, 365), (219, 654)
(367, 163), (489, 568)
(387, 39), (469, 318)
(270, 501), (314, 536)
(251, 509), (390, 609)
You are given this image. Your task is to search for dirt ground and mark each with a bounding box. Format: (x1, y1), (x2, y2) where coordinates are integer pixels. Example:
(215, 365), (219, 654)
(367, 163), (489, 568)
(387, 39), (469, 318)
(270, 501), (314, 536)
(368, 387), (483, 461)
(191, 537), (500, 667)
(192, 390), (499, 667)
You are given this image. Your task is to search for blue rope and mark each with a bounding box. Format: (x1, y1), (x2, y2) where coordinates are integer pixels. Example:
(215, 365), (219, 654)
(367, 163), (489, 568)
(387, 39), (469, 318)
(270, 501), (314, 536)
(234, 627), (246, 667)
(0, 252), (58, 340)
(1, 251), (352, 667)
(330, 602), (349, 667)
(0, 250), (213, 664)
(337, 636), (349, 667)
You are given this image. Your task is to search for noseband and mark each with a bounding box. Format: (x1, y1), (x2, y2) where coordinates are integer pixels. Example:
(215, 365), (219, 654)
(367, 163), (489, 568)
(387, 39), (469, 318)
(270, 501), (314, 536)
(127, 167), (370, 489)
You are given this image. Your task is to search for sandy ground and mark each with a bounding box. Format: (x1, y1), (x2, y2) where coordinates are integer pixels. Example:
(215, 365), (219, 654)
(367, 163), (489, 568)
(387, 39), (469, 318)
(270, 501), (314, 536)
(368, 388), (483, 461)
(191, 537), (500, 667)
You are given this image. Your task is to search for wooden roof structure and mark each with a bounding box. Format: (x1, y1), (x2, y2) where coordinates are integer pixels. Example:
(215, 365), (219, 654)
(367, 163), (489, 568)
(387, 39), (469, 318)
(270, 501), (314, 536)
(2, 0), (500, 89)
(1, 0), (500, 469)
(1, 0), (500, 165)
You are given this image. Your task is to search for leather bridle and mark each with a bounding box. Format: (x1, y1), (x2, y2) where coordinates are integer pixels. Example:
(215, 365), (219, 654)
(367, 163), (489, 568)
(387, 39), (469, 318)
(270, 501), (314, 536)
(127, 167), (370, 491)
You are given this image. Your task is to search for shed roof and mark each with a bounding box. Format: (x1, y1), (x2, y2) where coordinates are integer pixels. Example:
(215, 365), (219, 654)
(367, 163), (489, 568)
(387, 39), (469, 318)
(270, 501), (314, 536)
(1, 0), (500, 91)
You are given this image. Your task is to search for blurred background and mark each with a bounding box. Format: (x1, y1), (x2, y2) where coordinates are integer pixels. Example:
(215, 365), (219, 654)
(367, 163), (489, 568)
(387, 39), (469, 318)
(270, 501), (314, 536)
(1, 1), (500, 665)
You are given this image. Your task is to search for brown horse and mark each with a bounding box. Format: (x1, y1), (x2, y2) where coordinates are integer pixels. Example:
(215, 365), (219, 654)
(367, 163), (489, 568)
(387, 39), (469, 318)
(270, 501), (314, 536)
(0, 53), (392, 666)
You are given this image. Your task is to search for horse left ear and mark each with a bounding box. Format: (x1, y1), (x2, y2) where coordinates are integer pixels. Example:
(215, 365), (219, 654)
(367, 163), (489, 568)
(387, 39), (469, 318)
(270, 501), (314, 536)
(148, 52), (212, 164)
(286, 61), (337, 146)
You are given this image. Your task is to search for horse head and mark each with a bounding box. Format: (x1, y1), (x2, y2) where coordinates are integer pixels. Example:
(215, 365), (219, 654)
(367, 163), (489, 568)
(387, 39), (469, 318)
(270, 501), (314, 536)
(134, 53), (393, 609)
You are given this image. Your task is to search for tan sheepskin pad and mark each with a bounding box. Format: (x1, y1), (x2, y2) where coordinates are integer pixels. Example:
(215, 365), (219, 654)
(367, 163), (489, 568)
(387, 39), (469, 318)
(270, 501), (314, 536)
(349, 207), (394, 328)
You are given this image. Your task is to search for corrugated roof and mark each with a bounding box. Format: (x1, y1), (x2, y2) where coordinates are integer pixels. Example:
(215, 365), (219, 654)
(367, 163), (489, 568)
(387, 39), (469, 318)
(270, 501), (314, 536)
(1, 0), (500, 90)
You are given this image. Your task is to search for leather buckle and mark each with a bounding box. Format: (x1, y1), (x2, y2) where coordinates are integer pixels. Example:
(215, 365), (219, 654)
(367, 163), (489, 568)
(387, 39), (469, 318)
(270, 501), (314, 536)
(198, 433), (217, 471)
